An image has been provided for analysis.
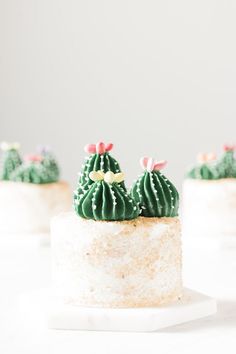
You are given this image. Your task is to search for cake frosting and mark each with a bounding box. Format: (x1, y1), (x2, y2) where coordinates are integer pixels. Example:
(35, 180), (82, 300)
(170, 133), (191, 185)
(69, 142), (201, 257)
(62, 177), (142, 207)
(0, 180), (71, 234)
(51, 143), (182, 308)
(0, 143), (71, 234)
(183, 145), (236, 238)
(51, 213), (182, 308)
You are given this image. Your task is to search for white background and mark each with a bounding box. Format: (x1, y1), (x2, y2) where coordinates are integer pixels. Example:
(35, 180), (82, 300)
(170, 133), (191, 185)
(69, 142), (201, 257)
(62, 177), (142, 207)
(1, 2), (236, 353)
(1, 0), (236, 189)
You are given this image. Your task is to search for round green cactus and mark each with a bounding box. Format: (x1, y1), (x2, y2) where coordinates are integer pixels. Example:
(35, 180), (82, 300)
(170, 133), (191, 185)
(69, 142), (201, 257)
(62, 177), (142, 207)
(131, 158), (179, 217)
(74, 170), (139, 221)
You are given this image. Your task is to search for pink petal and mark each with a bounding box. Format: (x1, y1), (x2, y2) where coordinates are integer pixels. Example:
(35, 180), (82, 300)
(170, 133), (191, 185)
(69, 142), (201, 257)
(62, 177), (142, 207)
(25, 154), (42, 162)
(96, 142), (106, 154)
(105, 143), (113, 152)
(140, 157), (149, 169)
(153, 160), (167, 171)
(84, 144), (96, 154)
(224, 144), (236, 152)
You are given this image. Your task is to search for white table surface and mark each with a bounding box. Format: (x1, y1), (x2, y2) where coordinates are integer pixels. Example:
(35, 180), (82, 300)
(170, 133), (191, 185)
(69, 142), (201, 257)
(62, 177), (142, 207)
(1, 234), (236, 354)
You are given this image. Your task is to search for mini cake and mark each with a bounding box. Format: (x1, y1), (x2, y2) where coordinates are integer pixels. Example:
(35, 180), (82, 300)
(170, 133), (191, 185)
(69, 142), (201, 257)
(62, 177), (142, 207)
(182, 145), (236, 238)
(0, 143), (71, 234)
(51, 143), (182, 308)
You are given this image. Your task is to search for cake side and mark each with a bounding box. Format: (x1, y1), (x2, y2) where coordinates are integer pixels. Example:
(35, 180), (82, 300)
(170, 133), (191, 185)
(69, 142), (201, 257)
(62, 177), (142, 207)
(182, 178), (236, 237)
(51, 212), (182, 308)
(0, 181), (72, 234)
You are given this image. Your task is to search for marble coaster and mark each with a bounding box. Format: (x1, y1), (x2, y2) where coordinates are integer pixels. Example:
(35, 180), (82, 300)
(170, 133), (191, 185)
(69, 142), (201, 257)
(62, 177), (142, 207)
(19, 288), (217, 332)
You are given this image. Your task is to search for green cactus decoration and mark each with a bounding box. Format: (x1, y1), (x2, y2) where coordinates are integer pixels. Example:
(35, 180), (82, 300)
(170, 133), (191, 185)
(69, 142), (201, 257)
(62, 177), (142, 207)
(11, 152), (60, 184)
(187, 163), (219, 180)
(186, 152), (219, 180)
(131, 157), (179, 217)
(216, 145), (236, 178)
(74, 170), (139, 221)
(0, 142), (22, 180)
(39, 147), (60, 183)
(75, 142), (126, 200)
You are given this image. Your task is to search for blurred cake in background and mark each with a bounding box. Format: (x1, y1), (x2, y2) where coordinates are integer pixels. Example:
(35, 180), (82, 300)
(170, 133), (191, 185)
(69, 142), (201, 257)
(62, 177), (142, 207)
(51, 142), (182, 308)
(182, 144), (236, 239)
(0, 142), (71, 234)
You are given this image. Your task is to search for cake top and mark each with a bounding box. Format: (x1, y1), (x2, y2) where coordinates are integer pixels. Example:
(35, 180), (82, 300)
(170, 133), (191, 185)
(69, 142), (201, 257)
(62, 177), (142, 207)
(0, 142), (60, 184)
(74, 142), (180, 221)
(131, 157), (179, 217)
(186, 144), (236, 180)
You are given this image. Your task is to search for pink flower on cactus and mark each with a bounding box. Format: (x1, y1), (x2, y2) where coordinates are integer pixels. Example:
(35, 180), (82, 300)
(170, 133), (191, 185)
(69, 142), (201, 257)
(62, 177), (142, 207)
(24, 154), (43, 163)
(197, 152), (216, 163)
(223, 144), (236, 152)
(140, 157), (167, 172)
(84, 141), (113, 155)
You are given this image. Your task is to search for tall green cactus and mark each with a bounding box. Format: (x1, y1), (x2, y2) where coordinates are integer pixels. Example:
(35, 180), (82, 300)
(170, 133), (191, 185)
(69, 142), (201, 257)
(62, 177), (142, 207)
(75, 142), (126, 201)
(0, 142), (22, 180)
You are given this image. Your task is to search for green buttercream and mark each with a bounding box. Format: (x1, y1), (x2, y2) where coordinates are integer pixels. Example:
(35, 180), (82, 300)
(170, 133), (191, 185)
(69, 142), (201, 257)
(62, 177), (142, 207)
(10, 161), (55, 184)
(77, 152), (125, 196)
(41, 152), (60, 182)
(0, 148), (22, 181)
(187, 163), (219, 180)
(131, 170), (179, 217)
(74, 180), (139, 221)
(216, 150), (236, 178)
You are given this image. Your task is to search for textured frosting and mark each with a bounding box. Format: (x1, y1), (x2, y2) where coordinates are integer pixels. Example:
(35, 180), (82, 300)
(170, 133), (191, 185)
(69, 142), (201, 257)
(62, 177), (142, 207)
(0, 143), (60, 184)
(131, 157), (179, 217)
(76, 142), (125, 197)
(0, 143), (22, 181)
(186, 147), (236, 180)
(11, 153), (60, 184)
(41, 152), (60, 182)
(11, 161), (53, 184)
(187, 163), (219, 180)
(217, 150), (236, 178)
(74, 171), (139, 221)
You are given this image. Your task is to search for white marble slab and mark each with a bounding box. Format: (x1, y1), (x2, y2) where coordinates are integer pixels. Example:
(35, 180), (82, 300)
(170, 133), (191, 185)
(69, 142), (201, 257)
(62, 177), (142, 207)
(19, 288), (217, 332)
